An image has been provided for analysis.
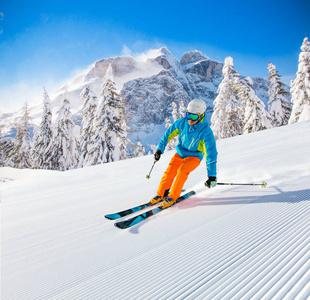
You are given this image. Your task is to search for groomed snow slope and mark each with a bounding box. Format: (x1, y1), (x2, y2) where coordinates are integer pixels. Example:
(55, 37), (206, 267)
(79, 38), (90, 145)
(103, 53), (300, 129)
(1, 121), (310, 300)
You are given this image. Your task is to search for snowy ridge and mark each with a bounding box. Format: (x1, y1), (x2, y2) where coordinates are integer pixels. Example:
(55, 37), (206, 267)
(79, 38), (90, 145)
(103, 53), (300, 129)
(0, 47), (272, 146)
(1, 122), (310, 299)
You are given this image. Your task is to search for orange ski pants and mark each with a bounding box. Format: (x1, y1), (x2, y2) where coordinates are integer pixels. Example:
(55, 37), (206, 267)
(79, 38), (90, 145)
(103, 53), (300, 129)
(157, 153), (201, 200)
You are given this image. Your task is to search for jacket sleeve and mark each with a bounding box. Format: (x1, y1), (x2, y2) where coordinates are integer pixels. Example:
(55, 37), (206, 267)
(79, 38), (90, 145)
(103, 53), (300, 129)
(202, 127), (218, 178)
(157, 119), (181, 154)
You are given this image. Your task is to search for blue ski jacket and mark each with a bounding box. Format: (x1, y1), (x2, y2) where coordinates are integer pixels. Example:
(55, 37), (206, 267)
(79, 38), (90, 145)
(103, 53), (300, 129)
(157, 115), (218, 177)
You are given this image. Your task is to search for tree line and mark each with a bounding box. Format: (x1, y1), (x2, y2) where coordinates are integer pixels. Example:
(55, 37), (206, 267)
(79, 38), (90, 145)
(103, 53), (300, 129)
(211, 37), (309, 139)
(0, 64), (144, 170)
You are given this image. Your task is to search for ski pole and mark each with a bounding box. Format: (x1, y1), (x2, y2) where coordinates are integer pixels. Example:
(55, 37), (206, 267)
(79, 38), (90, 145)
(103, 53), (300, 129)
(217, 181), (267, 188)
(146, 161), (157, 179)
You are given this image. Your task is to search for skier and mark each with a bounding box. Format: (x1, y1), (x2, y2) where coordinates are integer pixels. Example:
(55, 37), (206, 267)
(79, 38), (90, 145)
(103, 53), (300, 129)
(151, 99), (218, 208)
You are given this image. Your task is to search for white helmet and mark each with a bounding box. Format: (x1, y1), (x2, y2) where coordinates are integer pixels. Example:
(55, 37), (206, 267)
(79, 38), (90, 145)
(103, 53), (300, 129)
(186, 99), (206, 115)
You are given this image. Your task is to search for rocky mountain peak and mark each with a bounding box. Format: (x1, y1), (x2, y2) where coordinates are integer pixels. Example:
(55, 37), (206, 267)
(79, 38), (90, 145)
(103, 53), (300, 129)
(153, 47), (179, 71)
(86, 56), (137, 79)
(180, 50), (210, 66)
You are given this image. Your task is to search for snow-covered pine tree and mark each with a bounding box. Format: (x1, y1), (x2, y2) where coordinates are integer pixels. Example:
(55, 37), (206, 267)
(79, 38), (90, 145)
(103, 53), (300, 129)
(147, 144), (157, 155)
(46, 98), (79, 171)
(211, 56), (243, 139)
(267, 63), (291, 127)
(289, 36), (310, 124)
(237, 77), (272, 134)
(79, 86), (98, 167)
(32, 88), (54, 169)
(0, 130), (15, 167)
(117, 95), (130, 161)
(166, 103), (180, 150)
(133, 138), (146, 157)
(13, 102), (32, 168)
(86, 63), (125, 165)
(164, 116), (175, 151)
(172, 102), (179, 122)
(172, 101), (185, 121)
(0, 130), (6, 167)
(165, 116), (172, 129)
(179, 101), (186, 118)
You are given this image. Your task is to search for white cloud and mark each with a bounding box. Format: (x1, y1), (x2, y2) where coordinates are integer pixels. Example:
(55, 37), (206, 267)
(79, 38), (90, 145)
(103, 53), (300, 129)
(120, 44), (165, 64)
(121, 45), (133, 57)
(0, 81), (44, 113)
(0, 63), (95, 114)
(120, 39), (167, 61)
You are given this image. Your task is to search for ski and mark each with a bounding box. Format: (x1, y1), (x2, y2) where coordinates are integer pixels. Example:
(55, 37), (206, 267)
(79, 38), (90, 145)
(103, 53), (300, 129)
(105, 202), (154, 220)
(114, 190), (195, 229)
(105, 189), (185, 220)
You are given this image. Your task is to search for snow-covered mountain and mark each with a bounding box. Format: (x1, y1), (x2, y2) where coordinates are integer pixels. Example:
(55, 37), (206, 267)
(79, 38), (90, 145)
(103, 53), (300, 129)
(0, 48), (273, 147)
(1, 121), (310, 299)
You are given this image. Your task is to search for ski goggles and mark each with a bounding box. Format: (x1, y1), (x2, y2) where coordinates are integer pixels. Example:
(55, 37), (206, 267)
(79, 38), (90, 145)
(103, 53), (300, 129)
(186, 112), (200, 121)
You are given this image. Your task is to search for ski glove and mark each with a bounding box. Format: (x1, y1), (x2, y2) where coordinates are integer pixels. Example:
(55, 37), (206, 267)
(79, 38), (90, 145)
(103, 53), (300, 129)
(205, 177), (217, 188)
(154, 150), (162, 161)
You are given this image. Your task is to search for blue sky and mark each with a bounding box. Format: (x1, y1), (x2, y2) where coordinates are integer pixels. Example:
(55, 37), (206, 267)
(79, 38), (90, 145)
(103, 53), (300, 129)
(0, 0), (309, 112)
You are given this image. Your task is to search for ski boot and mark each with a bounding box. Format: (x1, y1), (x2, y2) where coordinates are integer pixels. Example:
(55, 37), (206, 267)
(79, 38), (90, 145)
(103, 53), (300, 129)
(150, 195), (164, 204)
(161, 196), (176, 208)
